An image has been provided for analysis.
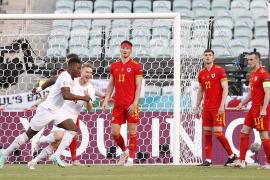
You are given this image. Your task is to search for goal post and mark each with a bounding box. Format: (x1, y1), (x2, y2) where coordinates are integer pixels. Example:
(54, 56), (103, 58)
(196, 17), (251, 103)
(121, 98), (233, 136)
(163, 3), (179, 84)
(0, 13), (212, 165)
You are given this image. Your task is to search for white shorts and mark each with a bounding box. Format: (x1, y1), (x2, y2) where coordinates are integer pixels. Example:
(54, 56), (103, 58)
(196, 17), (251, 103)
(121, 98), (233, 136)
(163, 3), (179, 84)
(29, 106), (58, 131)
(53, 109), (78, 126)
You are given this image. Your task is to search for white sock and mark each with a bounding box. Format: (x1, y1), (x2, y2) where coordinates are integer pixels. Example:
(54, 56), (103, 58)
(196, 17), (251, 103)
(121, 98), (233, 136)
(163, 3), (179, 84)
(127, 158), (133, 162)
(39, 133), (55, 144)
(32, 145), (54, 164)
(206, 159), (212, 163)
(229, 154), (234, 158)
(4, 133), (29, 156)
(53, 131), (76, 157)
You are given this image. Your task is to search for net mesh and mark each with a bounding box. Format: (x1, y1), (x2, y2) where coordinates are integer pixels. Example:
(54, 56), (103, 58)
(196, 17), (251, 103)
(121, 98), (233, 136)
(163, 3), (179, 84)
(0, 17), (212, 165)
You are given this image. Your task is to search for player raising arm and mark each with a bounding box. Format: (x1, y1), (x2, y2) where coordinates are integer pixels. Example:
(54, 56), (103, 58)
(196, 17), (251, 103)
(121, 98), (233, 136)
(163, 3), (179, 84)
(102, 40), (143, 166)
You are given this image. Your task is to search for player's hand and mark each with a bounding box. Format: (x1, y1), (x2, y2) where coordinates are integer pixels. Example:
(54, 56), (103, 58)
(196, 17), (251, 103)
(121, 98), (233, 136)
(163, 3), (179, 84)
(218, 106), (225, 116)
(194, 107), (200, 117)
(102, 100), (108, 112)
(260, 109), (266, 118)
(128, 103), (137, 115)
(236, 102), (243, 110)
(83, 90), (92, 102)
(32, 87), (42, 94)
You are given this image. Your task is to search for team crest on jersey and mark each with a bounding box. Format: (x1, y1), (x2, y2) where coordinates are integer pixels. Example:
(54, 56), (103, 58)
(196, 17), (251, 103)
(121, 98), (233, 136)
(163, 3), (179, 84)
(254, 76), (258, 81)
(211, 73), (215, 78)
(127, 68), (131, 72)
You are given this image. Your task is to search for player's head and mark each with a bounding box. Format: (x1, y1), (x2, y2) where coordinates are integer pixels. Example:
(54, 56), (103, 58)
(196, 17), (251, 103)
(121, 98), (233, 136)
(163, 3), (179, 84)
(67, 54), (81, 78)
(120, 40), (132, 59)
(80, 63), (93, 83)
(203, 49), (215, 65)
(247, 51), (261, 69)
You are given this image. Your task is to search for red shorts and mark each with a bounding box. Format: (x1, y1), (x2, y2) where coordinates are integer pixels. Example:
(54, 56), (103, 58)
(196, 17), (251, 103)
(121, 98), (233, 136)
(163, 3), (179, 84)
(244, 105), (270, 131)
(112, 105), (139, 125)
(202, 109), (226, 127)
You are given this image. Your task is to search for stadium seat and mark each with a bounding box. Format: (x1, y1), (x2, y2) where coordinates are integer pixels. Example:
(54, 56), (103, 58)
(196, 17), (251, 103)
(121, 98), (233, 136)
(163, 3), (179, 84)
(231, 0), (249, 10)
(234, 27), (253, 46)
(69, 47), (90, 58)
(149, 38), (171, 58)
(144, 85), (161, 96)
(46, 47), (66, 57)
(211, 0), (230, 15)
(152, 28), (171, 39)
(250, 38), (269, 49)
(50, 28), (70, 39)
(90, 28), (106, 38)
(52, 20), (72, 30)
(213, 47), (232, 58)
(234, 19), (253, 30)
(109, 37), (129, 47)
(106, 46), (121, 58)
(112, 20), (131, 28)
(250, 0), (267, 19)
(70, 29), (89, 38)
(153, 0), (171, 13)
(54, 8), (73, 14)
(192, 0), (210, 11)
(132, 37), (150, 57)
(231, 9), (252, 22)
(75, 0), (93, 11)
(133, 0), (152, 13)
(113, 0), (132, 13)
(89, 37), (103, 47)
(212, 38), (227, 49)
(213, 27), (233, 40)
(72, 19), (91, 30)
(179, 10), (194, 20)
(94, 0), (112, 13)
(215, 10), (233, 29)
(230, 39), (248, 56)
(152, 19), (172, 28)
(132, 28), (151, 39)
(48, 37), (68, 49)
(254, 27), (268, 38)
(194, 9), (213, 20)
(255, 18), (267, 29)
(69, 37), (88, 48)
(92, 20), (111, 29)
(173, 0), (191, 12)
(193, 28), (209, 38)
(74, 8), (92, 14)
(110, 27), (130, 39)
(133, 19), (153, 28)
(89, 46), (103, 58)
(56, 0), (74, 11)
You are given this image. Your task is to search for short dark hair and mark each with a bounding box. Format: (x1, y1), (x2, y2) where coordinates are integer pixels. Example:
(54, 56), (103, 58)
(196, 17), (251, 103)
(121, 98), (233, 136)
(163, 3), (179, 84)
(67, 53), (79, 60)
(248, 51), (261, 60)
(121, 40), (133, 47)
(204, 49), (215, 55)
(67, 54), (81, 66)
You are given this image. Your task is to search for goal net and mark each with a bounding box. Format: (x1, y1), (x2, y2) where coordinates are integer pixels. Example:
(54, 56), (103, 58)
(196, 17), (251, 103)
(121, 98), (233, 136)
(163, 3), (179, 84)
(0, 13), (212, 165)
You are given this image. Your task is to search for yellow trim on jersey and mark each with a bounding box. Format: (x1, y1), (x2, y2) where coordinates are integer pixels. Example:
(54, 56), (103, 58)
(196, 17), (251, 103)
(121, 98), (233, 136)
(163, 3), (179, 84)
(263, 82), (270, 87)
(220, 78), (228, 82)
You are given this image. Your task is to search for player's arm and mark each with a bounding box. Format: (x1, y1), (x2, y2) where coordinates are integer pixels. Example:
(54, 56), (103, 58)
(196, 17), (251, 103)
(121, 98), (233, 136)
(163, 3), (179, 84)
(32, 76), (58, 94)
(133, 76), (143, 106)
(238, 91), (251, 109)
(31, 94), (49, 108)
(219, 78), (228, 114)
(261, 81), (270, 115)
(195, 83), (203, 114)
(102, 76), (114, 111)
(95, 90), (105, 100)
(61, 87), (91, 102)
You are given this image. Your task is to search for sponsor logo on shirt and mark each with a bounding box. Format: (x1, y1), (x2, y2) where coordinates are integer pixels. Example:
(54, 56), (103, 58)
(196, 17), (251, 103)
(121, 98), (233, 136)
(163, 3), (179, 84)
(254, 76), (258, 81)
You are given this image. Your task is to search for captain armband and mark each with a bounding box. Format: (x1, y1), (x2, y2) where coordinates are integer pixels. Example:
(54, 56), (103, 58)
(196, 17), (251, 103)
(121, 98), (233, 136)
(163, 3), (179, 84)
(263, 82), (270, 88)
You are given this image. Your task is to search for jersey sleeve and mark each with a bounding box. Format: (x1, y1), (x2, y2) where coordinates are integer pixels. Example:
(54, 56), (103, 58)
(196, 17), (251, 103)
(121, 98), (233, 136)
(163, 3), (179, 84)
(109, 64), (114, 76)
(135, 63), (143, 78)
(88, 85), (96, 102)
(58, 73), (73, 88)
(218, 68), (227, 81)
(261, 71), (270, 82)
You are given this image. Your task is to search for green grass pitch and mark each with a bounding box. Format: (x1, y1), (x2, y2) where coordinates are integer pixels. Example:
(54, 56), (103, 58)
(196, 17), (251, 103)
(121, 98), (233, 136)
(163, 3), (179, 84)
(0, 165), (270, 180)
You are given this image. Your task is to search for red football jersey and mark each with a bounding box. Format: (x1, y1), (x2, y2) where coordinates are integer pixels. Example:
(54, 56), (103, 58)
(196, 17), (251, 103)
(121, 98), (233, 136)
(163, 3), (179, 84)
(198, 64), (227, 110)
(249, 66), (270, 106)
(110, 58), (143, 106)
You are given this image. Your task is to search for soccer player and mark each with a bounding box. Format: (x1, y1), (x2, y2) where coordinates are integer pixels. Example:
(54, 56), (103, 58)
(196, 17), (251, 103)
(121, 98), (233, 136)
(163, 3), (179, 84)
(27, 63), (95, 169)
(195, 49), (237, 166)
(0, 55), (92, 168)
(102, 40), (143, 166)
(230, 52), (270, 169)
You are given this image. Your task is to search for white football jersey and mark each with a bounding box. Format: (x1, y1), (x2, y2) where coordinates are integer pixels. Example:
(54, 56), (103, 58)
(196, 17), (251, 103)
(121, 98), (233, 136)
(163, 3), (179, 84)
(61, 78), (96, 115)
(40, 71), (73, 111)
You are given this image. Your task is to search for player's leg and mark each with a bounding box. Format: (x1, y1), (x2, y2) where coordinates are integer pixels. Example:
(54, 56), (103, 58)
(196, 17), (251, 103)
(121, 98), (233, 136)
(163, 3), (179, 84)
(212, 111), (236, 166)
(259, 131), (270, 169)
(125, 123), (137, 166)
(50, 119), (78, 167)
(198, 111), (212, 166)
(0, 107), (52, 168)
(69, 117), (80, 165)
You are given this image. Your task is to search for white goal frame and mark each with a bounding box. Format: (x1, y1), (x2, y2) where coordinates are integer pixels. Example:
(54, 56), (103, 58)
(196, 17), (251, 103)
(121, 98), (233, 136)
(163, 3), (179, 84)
(0, 13), (181, 164)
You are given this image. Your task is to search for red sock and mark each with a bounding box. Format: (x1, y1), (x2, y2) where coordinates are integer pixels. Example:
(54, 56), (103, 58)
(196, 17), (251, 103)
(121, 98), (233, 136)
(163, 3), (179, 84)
(129, 133), (137, 158)
(214, 131), (233, 156)
(69, 138), (77, 161)
(204, 130), (212, 160)
(69, 118), (80, 161)
(113, 134), (126, 152)
(239, 132), (249, 161)
(262, 138), (270, 163)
